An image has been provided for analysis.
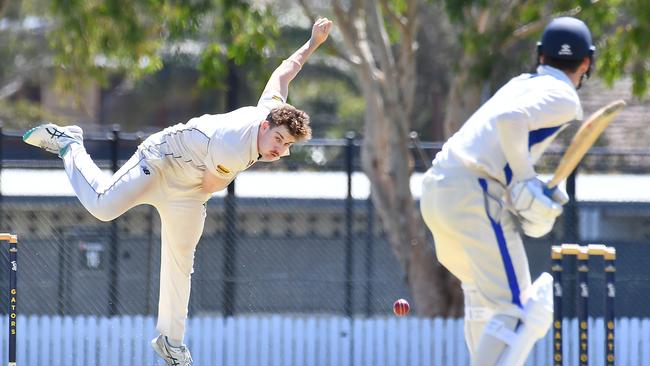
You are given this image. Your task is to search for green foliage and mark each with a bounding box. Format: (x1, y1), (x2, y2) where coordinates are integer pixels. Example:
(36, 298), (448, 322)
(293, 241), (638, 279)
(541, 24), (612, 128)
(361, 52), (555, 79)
(441, 0), (650, 98)
(48, 0), (278, 91)
(218, 4), (278, 64)
(442, 1), (539, 82)
(195, 1), (278, 90)
(381, 0), (407, 43)
(596, 1), (650, 96)
(198, 44), (228, 89)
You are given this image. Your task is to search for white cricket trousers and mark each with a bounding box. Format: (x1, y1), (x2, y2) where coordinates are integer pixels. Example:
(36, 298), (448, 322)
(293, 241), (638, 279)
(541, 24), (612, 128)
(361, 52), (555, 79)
(420, 165), (532, 356)
(62, 143), (210, 343)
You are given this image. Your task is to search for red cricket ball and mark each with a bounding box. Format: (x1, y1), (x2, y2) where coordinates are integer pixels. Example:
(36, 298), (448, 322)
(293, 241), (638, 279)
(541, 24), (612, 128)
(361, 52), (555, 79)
(393, 298), (410, 316)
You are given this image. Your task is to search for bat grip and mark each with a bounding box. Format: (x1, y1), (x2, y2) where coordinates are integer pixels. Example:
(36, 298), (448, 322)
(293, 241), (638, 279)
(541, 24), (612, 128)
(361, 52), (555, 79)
(543, 185), (557, 199)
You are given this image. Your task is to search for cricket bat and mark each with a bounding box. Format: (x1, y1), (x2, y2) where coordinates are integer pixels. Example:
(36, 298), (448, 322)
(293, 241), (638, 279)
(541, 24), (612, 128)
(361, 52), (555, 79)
(547, 99), (626, 190)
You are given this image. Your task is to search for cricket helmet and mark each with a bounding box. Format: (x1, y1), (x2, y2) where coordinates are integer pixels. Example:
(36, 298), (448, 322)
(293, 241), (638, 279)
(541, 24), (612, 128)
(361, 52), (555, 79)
(537, 17), (595, 60)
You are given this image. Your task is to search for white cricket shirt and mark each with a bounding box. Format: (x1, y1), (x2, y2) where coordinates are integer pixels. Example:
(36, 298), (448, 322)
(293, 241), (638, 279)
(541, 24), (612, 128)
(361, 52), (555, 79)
(434, 65), (583, 186)
(142, 90), (286, 180)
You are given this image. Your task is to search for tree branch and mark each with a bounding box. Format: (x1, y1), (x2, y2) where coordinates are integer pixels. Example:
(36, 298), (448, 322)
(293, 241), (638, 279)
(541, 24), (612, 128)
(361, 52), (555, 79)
(394, 1), (417, 120)
(406, 0), (418, 36)
(332, 0), (383, 81)
(365, 0), (396, 85)
(503, 6), (583, 49)
(379, 0), (407, 32)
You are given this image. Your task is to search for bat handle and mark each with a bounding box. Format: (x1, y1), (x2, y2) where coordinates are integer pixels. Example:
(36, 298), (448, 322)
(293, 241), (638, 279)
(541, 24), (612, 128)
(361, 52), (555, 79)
(543, 185), (557, 198)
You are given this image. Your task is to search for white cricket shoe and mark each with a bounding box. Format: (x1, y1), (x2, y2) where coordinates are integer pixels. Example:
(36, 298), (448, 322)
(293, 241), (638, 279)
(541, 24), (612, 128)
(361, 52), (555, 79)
(151, 335), (193, 366)
(22, 123), (83, 157)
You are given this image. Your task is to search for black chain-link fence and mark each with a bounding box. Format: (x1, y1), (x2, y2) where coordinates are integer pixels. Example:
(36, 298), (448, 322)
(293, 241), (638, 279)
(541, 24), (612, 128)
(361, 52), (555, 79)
(1, 127), (650, 320)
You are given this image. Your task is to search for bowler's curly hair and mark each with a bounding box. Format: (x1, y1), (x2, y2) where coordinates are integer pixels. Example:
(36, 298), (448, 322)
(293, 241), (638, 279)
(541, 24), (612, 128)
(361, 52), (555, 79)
(266, 104), (312, 141)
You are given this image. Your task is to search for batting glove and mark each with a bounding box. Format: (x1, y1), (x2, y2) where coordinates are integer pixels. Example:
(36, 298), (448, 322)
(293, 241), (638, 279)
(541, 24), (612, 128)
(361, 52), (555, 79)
(509, 178), (563, 238)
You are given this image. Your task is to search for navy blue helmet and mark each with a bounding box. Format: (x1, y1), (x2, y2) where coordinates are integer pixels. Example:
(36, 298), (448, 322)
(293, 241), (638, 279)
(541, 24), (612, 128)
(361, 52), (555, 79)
(537, 16), (595, 87)
(537, 17), (595, 60)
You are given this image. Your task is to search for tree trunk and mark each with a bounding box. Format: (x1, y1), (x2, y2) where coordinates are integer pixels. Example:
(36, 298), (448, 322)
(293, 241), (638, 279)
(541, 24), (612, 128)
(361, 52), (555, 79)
(359, 79), (463, 317)
(319, 0), (463, 317)
(443, 57), (485, 138)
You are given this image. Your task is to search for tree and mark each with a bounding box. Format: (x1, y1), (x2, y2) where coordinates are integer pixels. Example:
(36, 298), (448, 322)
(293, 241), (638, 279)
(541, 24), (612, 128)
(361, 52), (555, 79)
(596, 1), (650, 97)
(292, 0), (650, 317)
(296, 0), (464, 316)
(48, 0), (278, 95)
(442, 0), (650, 135)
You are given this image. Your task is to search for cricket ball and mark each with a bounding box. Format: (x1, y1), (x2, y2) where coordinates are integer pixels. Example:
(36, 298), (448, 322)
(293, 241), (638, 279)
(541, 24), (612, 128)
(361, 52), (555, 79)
(393, 298), (410, 316)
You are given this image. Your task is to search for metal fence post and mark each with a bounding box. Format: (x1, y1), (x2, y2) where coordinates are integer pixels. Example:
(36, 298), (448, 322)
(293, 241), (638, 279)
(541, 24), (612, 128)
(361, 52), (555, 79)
(108, 124), (121, 316)
(56, 227), (69, 315)
(344, 132), (355, 317)
(364, 193), (374, 316)
(221, 58), (240, 317)
(222, 181), (237, 316)
(565, 169), (578, 242)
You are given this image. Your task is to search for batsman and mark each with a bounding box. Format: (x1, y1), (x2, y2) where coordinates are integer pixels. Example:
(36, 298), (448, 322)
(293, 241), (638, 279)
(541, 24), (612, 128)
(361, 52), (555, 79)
(23, 18), (333, 366)
(420, 17), (595, 365)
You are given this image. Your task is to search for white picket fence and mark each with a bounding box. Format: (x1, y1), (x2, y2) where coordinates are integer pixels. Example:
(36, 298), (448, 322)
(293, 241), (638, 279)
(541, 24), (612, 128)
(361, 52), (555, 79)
(0, 314), (649, 365)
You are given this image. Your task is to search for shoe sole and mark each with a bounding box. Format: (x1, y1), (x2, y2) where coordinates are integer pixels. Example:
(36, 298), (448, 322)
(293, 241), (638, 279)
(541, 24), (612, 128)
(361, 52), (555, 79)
(23, 124), (81, 157)
(22, 126), (39, 143)
(151, 337), (192, 366)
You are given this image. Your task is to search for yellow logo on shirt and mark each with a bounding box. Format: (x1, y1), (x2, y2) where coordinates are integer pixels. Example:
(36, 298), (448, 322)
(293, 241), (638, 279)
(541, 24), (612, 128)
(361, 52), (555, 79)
(216, 165), (231, 174)
(272, 95), (283, 103)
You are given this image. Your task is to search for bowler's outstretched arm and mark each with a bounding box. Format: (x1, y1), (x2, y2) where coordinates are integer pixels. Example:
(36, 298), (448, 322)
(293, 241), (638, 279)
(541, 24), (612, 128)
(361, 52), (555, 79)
(262, 17), (333, 100)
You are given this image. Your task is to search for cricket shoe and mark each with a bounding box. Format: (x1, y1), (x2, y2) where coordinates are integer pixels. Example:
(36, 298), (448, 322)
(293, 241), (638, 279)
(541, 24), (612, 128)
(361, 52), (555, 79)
(151, 334), (193, 366)
(22, 123), (83, 157)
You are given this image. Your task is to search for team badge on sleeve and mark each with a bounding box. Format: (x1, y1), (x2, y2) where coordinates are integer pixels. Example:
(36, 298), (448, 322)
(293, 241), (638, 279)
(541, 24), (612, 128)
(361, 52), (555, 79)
(216, 164), (231, 174)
